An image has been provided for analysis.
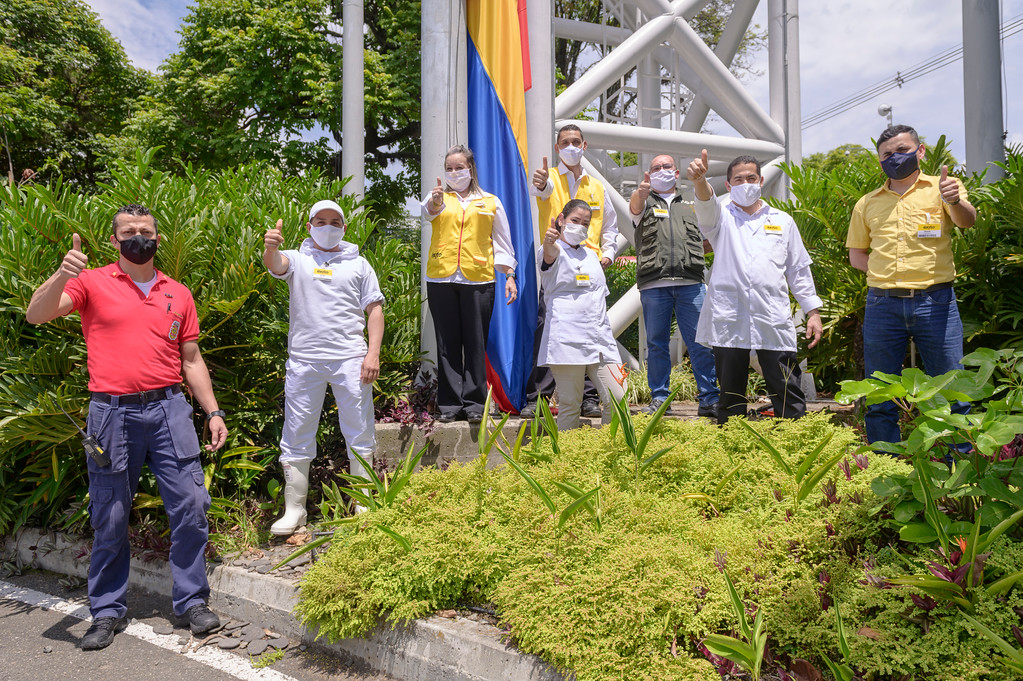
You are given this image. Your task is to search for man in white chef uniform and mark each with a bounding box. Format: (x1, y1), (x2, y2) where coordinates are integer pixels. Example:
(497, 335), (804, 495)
(687, 151), (823, 425)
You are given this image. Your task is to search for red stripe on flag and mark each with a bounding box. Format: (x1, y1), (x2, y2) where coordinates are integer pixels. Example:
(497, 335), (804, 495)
(518, 0), (532, 91)
(486, 357), (516, 414)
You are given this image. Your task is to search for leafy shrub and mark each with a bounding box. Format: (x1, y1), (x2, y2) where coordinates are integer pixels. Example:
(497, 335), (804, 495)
(294, 412), (1023, 680)
(0, 150), (422, 532)
(774, 141), (1023, 388)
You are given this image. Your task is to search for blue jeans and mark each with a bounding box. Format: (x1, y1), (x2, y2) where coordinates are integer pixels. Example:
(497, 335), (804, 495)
(863, 286), (966, 444)
(640, 284), (719, 406)
(86, 390), (212, 619)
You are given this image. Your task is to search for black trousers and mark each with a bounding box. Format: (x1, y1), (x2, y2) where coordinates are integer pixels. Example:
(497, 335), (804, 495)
(713, 346), (805, 425)
(524, 286), (599, 405)
(427, 281), (495, 418)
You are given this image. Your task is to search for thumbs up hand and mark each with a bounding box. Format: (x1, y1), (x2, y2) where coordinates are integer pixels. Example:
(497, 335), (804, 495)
(687, 149), (709, 182)
(939, 165), (961, 205)
(264, 219), (284, 252)
(532, 156), (550, 190)
(638, 171), (651, 200)
(430, 177), (445, 209)
(60, 233), (89, 279)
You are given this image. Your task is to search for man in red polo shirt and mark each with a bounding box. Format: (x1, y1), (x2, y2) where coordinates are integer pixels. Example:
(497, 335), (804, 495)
(26, 204), (228, 651)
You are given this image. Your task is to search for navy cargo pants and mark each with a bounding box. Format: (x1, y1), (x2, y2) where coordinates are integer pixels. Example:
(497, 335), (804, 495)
(86, 388), (211, 619)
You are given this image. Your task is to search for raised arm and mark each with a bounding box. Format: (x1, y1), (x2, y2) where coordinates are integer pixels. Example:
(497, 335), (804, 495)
(26, 233), (87, 324)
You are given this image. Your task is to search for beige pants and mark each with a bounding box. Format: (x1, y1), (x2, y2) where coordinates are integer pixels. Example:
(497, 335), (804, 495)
(549, 363), (628, 431)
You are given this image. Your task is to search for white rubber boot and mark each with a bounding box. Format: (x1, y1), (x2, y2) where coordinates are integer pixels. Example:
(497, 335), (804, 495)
(270, 461), (310, 536)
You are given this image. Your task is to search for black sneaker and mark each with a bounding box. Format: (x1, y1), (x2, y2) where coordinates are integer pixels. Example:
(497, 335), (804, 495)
(81, 616), (127, 650)
(580, 400), (602, 418)
(519, 403), (537, 418)
(641, 398), (666, 414)
(184, 603), (221, 634)
(466, 411), (484, 424)
(697, 402), (719, 419)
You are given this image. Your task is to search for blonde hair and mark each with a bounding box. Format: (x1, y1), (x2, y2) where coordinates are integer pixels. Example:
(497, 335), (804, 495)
(444, 144), (482, 195)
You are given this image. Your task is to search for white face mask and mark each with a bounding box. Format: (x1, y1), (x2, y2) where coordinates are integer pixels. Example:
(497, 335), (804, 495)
(561, 221), (589, 247)
(558, 144), (585, 166)
(650, 169), (677, 194)
(729, 182), (762, 207)
(445, 169), (472, 192)
(309, 224), (345, 250)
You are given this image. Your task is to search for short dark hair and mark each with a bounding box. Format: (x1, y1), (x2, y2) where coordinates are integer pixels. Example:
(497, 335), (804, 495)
(112, 204), (157, 234)
(876, 125), (919, 150)
(556, 124), (584, 144)
(726, 155), (761, 182)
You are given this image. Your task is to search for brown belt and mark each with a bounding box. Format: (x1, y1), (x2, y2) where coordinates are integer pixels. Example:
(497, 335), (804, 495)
(868, 282), (953, 298)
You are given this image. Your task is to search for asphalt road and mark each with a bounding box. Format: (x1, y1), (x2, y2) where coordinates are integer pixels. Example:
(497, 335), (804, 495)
(0, 570), (392, 681)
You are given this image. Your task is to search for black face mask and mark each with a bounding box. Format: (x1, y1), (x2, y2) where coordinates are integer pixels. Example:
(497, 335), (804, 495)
(117, 234), (158, 265)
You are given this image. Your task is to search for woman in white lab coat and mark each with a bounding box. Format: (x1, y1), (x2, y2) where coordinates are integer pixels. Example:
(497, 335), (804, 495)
(538, 199), (626, 431)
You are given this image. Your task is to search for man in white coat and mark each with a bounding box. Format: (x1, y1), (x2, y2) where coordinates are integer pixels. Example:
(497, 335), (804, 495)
(687, 151), (823, 425)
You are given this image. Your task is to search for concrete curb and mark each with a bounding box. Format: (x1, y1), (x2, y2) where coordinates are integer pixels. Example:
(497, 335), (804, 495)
(2, 528), (563, 681)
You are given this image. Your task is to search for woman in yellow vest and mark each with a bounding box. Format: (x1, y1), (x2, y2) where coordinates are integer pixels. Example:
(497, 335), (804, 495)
(422, 144), (518, 423)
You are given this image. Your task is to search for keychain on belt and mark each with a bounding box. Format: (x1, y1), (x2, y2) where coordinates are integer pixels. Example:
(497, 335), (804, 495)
(58, 403), (111, 467)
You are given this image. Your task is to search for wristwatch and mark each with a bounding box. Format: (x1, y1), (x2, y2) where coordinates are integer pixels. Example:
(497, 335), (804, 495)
(205, 409), (226, 421)
(505, 271), (516, 279)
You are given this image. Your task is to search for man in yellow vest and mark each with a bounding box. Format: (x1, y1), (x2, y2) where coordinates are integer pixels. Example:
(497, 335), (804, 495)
(520, 124), (621, 418)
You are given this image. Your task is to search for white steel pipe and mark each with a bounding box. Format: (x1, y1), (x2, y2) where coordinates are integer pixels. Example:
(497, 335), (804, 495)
(342, 0), (365, 200)
(669, 16), (783, 143)
(681, 0), (759, 133)
(555, 14), (676, 119)
(565, 119), (784, 160)
(420, 0), (466, 372)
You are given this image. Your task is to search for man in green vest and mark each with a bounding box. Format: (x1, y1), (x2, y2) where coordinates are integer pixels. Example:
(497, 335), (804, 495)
(629, 154), (719, 417)
(521, 124), (621, 418)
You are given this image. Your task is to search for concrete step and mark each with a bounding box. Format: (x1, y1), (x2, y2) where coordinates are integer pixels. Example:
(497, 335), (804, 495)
(2, 528), (563, 681)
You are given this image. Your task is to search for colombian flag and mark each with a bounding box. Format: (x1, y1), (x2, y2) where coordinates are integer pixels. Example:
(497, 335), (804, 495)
(467, 0), (536, 412)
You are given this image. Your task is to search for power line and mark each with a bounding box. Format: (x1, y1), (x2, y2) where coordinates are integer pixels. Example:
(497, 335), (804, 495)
(801, 14), (1023, 130)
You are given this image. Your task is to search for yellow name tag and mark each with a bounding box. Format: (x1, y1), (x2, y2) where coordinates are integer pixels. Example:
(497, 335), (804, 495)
(764, 224), (782, 234)
(575, 273), (590, 287)
(652, 207), (669, 218)
(588, 202), (601, 210)
(917, 223), (941, 238)
(312, 267), (333, 281)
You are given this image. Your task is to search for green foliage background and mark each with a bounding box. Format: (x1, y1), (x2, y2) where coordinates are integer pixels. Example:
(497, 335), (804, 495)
(0, 150), (422, 532)
(295, 412), (1023, 680)
(776, 143), (1023, 389)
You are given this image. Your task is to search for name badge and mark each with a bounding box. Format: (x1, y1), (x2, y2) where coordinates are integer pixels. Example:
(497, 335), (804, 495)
(652, 207), (669, 218)
(478, 211), (495, 216)
(575, 273), (590, 287)
(764, 224), (782, 234)
(312, 267), (333, 281)
(917, 223), (941, 239)
(588, 202), (601, 211)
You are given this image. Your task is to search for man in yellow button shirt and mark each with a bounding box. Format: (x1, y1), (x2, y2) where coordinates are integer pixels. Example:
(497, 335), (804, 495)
(847, 124), (977, 445)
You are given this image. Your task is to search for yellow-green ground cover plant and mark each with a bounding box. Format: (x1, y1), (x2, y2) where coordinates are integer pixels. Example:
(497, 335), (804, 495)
(295, 408), (1023, 680)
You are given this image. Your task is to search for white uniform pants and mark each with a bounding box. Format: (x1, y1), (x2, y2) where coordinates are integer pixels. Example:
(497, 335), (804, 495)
(548, 363), (627, 431)
(280, 356), (374, 478)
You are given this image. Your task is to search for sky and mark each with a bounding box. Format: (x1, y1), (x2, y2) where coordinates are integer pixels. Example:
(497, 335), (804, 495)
(83, 0), (1023, 172)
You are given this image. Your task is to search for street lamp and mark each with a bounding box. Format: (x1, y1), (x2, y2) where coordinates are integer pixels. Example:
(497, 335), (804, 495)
(877, 103), (893, 128)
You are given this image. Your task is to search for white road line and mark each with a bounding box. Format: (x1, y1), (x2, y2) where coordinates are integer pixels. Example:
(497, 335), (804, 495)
(0, 579), (299, 681)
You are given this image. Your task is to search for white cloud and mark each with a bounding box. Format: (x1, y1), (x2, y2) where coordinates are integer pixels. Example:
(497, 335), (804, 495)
(84, 0), (191, 72)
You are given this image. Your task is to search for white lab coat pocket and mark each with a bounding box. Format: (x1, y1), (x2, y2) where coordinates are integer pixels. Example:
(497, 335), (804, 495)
(709, 288), (739, 323)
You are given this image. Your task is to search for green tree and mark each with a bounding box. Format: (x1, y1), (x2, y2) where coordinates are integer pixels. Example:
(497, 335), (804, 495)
(0, 0), (147, 185)
(801, 144), (871, 174)
(108, 0), (420, 220)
